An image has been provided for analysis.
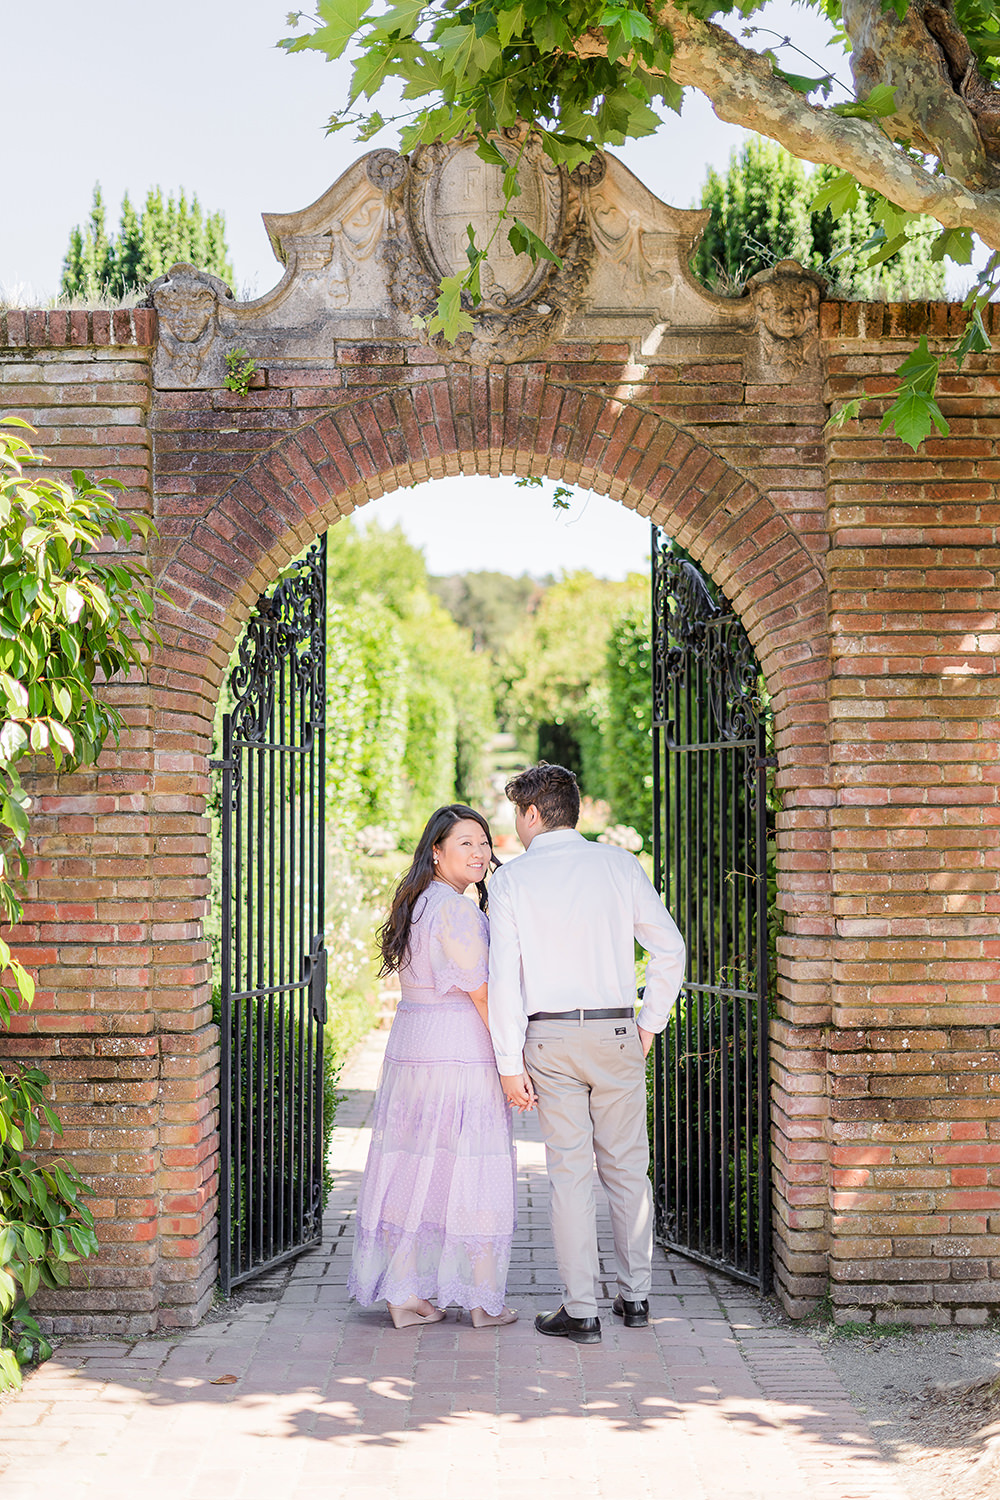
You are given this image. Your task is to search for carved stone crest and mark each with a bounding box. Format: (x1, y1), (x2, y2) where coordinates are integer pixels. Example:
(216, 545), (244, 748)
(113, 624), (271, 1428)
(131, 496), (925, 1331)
(384, 131), (597, 364)
(748, 259), (824, 382)
(149, 263), (233, 389)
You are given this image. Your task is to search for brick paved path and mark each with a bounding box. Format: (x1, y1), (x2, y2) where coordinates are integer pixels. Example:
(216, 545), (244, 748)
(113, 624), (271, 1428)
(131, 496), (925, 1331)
(0, 1028), (911, 1500)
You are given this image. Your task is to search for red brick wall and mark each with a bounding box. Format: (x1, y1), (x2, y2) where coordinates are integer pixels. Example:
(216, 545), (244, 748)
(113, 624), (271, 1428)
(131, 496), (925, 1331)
(822, 300), (1000, 1324)
(2, 298), (997, 1329)
(0, 311), (217, 1331)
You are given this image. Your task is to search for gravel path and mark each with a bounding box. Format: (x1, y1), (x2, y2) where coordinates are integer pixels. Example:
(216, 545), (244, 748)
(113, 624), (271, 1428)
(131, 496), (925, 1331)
(820, 1325), (1000, 1500)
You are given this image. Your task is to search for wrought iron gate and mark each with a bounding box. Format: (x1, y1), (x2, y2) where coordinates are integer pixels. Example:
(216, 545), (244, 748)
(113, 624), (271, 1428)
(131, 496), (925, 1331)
(212, 538), (327, 1293)
(650, 529), (772, 1289)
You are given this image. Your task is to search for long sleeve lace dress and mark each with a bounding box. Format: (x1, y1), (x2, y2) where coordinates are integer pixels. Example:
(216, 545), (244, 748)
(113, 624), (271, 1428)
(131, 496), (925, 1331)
(347, 880), (517, 1315)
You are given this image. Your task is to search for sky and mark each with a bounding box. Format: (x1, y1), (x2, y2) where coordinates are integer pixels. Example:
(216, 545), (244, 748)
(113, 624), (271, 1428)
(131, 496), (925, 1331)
(2, 1), (852, 579)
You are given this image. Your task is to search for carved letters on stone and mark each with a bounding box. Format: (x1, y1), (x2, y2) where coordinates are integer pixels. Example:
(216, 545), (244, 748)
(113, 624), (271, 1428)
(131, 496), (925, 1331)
(747, 259), (824, 382)
(379, 130), (598, 364)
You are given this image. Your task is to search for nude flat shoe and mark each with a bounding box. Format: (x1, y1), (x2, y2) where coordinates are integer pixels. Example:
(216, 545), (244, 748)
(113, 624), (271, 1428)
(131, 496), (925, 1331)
(387, 1297), (446, 1329)
(470, 1306), (519, 1328)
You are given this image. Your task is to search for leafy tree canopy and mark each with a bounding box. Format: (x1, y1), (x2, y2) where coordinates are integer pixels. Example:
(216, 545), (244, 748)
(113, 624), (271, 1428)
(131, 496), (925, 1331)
(327, 516), (429, 614)
(325, 517), (497, 822)
(694, 136), (947, 299)
(61, 183), (234, 301)
(429, 569), (543, 655)
(283, 0), (1000, 447)
(497, 569), (646, 792)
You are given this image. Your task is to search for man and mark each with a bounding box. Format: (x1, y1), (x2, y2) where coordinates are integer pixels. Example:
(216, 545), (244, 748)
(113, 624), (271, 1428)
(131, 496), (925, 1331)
(488, 763), (685, 1345)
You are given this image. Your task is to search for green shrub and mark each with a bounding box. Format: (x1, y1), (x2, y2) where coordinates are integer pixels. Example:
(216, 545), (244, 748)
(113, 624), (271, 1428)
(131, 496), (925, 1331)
(605, 602), (653, 844)
(0, 1068), (99, 1389)
(0, 418), (160, 1389)
(327, 600), (409, 838)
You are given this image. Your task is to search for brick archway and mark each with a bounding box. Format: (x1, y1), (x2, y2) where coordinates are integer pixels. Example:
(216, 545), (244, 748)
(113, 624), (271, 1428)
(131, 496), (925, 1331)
(148, 371), (831, 1329)
(156, 377), (826, 703)
(4, 152), (997, 1334)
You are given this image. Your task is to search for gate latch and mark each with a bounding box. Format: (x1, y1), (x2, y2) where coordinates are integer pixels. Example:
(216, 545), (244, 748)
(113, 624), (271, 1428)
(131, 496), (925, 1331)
(308, 937), (328, 1025)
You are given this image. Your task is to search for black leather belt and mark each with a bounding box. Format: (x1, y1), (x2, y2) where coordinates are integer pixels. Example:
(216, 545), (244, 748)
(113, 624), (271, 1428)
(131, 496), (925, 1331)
(527, 1007), (634, 1022)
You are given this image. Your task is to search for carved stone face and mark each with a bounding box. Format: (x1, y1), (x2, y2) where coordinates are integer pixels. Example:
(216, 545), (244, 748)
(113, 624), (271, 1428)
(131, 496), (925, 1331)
(757, 280), (818, 341)
(154, 276), (218, 343)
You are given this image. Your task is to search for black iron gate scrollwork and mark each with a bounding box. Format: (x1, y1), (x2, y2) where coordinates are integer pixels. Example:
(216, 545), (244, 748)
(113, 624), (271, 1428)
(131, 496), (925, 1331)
(650, 528), (772, 1289)
(211, 538), (327, 1294)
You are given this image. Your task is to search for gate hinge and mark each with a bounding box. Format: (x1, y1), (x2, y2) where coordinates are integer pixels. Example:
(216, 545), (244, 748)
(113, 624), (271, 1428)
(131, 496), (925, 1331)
(209, 758), (233, 770)
(755, 755), (777, 769)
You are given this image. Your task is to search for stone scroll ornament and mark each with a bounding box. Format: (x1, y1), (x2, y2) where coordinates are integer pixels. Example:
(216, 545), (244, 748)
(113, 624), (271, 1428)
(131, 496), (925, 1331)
(374, 133), (599, 365)
(747, 259), (824, 383)
(281, 179), (391, 309)
(148, 263), (234, 389)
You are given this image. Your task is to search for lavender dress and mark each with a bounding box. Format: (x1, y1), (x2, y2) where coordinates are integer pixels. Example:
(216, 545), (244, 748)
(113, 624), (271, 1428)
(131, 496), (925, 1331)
(348, 881), (516, 1315)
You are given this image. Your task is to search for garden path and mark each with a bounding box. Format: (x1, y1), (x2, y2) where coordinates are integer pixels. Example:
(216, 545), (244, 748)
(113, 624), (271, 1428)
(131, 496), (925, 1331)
(0, 1027), (912, 1499)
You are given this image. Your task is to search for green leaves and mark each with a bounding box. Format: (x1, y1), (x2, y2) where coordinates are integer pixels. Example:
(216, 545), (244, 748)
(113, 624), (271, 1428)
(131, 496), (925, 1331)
(281, 0), (374, 58)
(425, 272), (476, 340)
(0, 420), (158, 1375)
(882, 385), (949, 449)
(827, 399), (862, 431)
(931, 226), (974, 264)
(223, 348), (258, 398)
(369, 0), (426, 39)
(289, 0), (687, 211)
(438, 21), (501, 85)
(954, 306), (991, 368)
(830, 83), (897, 119)
(496, 2), (525, 46)
(508, 218), (562, 265)
(474, 135), (510, 170)
(767, 54), (834, 99)
(1, 1058), (96, 1391)
(518, 475), (575, 510)
(601, 4), (654, 64)
(862, 228), (909, 268)
(874, 336), (947, 451)
(811, 172), (860, 219)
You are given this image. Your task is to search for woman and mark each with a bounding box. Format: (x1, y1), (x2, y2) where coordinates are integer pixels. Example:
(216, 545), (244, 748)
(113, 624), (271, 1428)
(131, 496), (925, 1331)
(347, 804), (519, 1329)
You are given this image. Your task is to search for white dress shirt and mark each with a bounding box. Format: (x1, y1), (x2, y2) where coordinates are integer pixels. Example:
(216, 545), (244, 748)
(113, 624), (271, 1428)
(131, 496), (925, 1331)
(487, 828), (686, 1075)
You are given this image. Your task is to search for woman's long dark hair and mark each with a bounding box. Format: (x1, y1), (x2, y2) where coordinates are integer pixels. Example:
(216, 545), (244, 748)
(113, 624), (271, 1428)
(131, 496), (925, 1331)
(377, 804), (498, 976)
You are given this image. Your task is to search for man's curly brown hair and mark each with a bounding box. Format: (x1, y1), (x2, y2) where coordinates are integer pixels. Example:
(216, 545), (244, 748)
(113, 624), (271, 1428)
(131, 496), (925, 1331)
(504, 762), (580, 830)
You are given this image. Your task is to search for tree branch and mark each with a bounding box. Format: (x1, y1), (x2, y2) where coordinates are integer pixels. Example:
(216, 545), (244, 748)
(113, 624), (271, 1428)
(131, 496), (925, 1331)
(843, 0), (994, 187)
(650, 2), (1000, 249)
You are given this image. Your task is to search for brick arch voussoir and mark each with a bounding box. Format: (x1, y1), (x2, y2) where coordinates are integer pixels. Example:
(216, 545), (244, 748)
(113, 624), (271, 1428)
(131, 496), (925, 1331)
(154, 373), (825, 717)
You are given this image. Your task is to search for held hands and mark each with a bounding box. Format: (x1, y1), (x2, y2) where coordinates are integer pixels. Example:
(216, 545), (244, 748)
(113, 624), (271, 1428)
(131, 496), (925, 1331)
(500, 1070), (537, 1112)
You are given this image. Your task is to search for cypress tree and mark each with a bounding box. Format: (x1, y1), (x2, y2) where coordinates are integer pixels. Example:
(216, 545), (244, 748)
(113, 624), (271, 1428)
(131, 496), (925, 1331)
(60, 182), (234, 301)
(87, 184), (114, 293)
(115, 193), (143, 296)
(139, 187), (166, 282)
(205, 210), (235, 287)
(187, 195), (209, 271)
(60, 226), (87, 301)
(692, 138), (947, 300)
(164, 191), (182, 268)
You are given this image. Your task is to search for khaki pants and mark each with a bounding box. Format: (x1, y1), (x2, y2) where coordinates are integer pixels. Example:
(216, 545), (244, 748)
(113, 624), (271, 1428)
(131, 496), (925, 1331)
(525, 1015), (652, 1319)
